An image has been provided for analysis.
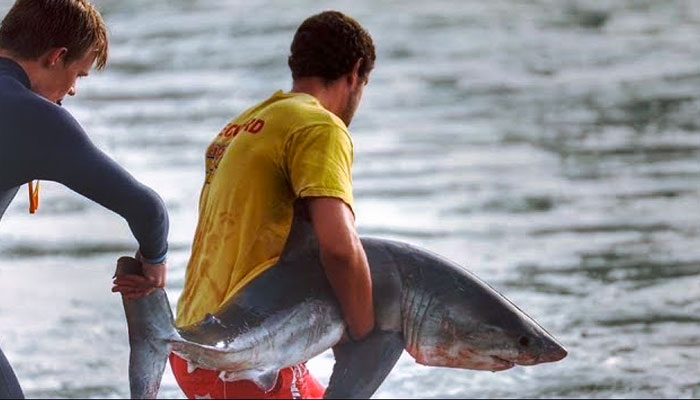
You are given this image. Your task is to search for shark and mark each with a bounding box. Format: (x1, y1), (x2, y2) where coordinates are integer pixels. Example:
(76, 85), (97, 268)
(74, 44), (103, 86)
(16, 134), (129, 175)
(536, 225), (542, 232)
(117, 202), (567, 399)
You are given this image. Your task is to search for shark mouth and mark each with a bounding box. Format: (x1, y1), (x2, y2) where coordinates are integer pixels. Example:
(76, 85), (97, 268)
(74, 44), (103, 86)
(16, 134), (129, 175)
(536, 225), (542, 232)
(489, 356), (516, 371)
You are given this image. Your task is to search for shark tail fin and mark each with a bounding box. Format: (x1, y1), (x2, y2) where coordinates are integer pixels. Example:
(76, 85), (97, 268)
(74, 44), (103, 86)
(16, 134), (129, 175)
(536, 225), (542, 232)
(116, 256), (179, 399)
(325, 330), (404, 399)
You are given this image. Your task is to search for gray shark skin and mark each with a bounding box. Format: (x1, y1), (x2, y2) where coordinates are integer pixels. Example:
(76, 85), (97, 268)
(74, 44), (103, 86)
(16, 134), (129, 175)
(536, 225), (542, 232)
(117, 202), (567, 399)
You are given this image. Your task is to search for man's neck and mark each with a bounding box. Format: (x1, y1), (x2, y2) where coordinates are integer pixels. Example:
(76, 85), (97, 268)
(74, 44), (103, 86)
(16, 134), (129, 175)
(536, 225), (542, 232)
(291, 77), (345, 118)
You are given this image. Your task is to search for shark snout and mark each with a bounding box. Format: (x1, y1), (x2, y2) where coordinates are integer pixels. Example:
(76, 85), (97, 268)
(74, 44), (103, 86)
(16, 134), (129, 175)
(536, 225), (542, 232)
(538, 340), (568, 363)
(514, 333), (568, 366)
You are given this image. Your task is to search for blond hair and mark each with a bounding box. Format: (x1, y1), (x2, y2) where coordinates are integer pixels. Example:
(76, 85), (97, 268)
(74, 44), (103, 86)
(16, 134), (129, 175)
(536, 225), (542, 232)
(0, 0), (108, 69)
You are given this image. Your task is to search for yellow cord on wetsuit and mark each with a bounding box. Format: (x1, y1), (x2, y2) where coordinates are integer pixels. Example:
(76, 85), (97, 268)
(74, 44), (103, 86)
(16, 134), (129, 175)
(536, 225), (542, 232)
(28, 180), (39, 214)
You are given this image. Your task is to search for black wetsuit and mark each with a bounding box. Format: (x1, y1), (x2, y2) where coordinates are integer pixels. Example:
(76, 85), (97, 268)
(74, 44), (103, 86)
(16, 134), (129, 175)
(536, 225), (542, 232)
(0, 57), (169, 398)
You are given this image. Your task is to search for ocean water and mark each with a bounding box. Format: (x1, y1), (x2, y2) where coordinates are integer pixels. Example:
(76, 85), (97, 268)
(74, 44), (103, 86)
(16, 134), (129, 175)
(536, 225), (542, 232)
(0, 0), (699, 398)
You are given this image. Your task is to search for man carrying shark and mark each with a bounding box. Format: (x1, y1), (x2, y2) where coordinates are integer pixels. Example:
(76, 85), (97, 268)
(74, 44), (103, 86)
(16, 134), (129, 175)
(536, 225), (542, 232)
(151, 10), (376, 399)
(113, 10), (568, 400)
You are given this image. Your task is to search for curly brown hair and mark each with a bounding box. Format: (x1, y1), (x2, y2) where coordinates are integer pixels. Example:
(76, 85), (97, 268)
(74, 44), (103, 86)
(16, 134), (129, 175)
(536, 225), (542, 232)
(288, 11), (375, 82)
(0, 0), (108, 70)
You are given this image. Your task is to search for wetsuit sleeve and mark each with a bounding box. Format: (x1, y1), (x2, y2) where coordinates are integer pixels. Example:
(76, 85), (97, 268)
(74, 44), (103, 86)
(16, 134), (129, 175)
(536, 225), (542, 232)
(31, 104), (169, 263)
(284, 124), (354, 210)
(0, 343), (23, 399)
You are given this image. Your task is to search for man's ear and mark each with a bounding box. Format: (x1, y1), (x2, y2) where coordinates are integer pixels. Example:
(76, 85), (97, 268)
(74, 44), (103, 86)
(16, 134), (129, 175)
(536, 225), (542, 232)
(42, 48), (68, 68)
(346, 58), (363, 87)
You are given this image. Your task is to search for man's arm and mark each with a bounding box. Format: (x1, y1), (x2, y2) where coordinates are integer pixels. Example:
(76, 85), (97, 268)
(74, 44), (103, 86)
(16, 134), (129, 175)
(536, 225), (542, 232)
(307, 197), (374, 340)
(29, 102), (168, 295)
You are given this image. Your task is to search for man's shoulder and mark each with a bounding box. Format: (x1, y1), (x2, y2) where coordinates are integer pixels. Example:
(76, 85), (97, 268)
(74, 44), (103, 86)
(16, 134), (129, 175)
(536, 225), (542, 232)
(0, 81), (83, 144)
(0, 79), (66, 118)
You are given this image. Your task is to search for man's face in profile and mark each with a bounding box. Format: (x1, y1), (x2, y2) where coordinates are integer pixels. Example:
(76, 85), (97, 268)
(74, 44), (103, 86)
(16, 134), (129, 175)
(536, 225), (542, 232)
(341, 73), (369, 127)
(36, 49), (95, 105)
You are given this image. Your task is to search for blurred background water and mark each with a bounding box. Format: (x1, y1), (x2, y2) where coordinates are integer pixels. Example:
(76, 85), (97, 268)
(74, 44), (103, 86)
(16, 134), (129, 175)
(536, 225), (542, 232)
(1, 0), (699, 398)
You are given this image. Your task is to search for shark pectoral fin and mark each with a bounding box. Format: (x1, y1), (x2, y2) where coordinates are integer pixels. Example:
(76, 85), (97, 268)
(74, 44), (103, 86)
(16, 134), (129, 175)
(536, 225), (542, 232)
(325, 330), (404, 399)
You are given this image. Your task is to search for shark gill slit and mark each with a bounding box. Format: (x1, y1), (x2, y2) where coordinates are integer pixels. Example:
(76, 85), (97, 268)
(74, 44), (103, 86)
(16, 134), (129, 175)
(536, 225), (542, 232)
(401, 284), (417, 355)
(415, 290), (434, 359)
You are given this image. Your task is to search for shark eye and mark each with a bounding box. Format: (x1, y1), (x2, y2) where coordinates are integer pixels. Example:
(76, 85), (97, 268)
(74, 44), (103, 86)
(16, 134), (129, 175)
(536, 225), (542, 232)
(519, 336), (530, 347)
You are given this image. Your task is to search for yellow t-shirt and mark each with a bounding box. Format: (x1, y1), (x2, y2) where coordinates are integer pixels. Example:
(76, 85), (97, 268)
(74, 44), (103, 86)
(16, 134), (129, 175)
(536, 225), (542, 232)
(175, 90), (354, 327)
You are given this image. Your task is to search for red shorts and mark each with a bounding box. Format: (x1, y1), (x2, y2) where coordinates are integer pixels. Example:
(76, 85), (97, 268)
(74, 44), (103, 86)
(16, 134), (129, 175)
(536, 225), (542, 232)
(169, 353), (325, 399)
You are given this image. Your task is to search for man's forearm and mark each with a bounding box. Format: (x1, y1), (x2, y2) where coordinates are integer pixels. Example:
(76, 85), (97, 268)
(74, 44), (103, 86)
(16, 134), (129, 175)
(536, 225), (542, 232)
(320, 239), (375, 340)
(307, 197), (375, 340)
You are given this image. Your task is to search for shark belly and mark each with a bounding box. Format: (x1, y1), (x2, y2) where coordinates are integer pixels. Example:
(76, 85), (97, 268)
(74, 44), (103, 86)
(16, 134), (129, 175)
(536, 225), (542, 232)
(171, 298), (345, 389)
